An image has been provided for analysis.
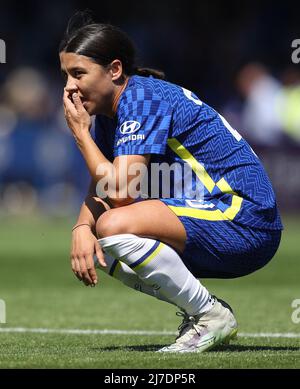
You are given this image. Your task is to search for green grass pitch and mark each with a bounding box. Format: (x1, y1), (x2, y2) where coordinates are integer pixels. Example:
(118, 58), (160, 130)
(0, 215), (300, 368)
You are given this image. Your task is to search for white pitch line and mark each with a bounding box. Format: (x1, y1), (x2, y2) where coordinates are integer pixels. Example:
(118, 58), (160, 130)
(0, 327), (300, 338)
(239, 332), (300, 338)
(0, 328), (176, 336)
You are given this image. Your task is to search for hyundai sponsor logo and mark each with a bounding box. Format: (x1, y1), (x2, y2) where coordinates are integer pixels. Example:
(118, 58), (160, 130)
(119, 121), (141, 134)
(117, 134), (145, 146)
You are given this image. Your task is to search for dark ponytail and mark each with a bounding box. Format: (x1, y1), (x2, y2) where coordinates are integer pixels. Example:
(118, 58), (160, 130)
(133, 67), (165, 80)
(59, 11), (165, 80)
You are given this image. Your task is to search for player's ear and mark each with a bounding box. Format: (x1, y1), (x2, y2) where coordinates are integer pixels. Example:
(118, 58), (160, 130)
(110, 59), (123, 81)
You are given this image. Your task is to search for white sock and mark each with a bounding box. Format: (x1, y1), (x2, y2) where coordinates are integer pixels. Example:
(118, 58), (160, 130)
(94, 252), (173, 304)
(99, 234), (214, 316)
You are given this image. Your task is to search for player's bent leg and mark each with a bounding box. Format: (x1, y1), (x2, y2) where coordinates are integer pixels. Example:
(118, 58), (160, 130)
(94, 251), (174, 305)
(96, 199), (187, 253)
(98, 232), (238, 352)
(96, 200), (238, 352)
(99, 233), (215, 316)
(89, 200), (176, 303)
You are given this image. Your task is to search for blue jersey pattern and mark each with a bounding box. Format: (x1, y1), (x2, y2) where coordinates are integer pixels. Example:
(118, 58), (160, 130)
(94, 75), (283, 231)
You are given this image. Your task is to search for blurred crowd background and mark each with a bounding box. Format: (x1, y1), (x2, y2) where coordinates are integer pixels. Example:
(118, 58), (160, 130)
(0, 0), (300, 217)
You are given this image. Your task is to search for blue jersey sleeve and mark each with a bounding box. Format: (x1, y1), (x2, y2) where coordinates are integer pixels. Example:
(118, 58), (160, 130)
(114, 88), (172, 157)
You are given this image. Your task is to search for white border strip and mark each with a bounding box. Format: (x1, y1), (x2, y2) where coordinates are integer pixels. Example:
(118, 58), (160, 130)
(0, 327), (300, 338)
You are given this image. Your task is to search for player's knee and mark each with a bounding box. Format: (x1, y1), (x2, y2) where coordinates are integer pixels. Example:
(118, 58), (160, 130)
(96, 209), (133, 238)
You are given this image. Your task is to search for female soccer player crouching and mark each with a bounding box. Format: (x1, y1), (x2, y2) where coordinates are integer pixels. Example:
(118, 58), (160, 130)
(60, 14), (282, 353)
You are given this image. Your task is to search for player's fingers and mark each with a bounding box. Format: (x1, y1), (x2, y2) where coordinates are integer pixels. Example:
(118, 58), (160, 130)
(95, 241), (107, 268)
(71, 257), (76, 274)
(63, 88), (70, 109)
(79, 256), (93, 286)
(72, 93), (84, 112)
(74, 257), (83, 281)
(63, 88), (73, 103)
(63, 101), (67, 116)
(86, 255), (98, 286)
(63, 89), (77, 115)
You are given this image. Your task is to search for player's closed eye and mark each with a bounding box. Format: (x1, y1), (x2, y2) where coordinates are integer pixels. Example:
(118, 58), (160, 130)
(73, 70), (85, 78)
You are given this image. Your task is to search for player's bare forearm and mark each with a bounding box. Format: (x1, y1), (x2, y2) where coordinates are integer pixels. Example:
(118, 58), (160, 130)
(76, 197), (109, 235)
(63, 92), (149, 206)
(77, 134), (150, 208)
(76, 132), (113, 184)
(75, 181), (110, 235)
(63, 90), (115, 187)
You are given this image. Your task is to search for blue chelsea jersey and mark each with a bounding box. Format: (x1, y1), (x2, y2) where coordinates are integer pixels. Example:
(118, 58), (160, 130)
(94, 75), (283, 230)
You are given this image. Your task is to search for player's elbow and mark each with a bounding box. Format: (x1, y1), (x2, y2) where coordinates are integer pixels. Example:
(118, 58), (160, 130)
(107, 182), (136, 208)
(108, 196), (135, 209)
